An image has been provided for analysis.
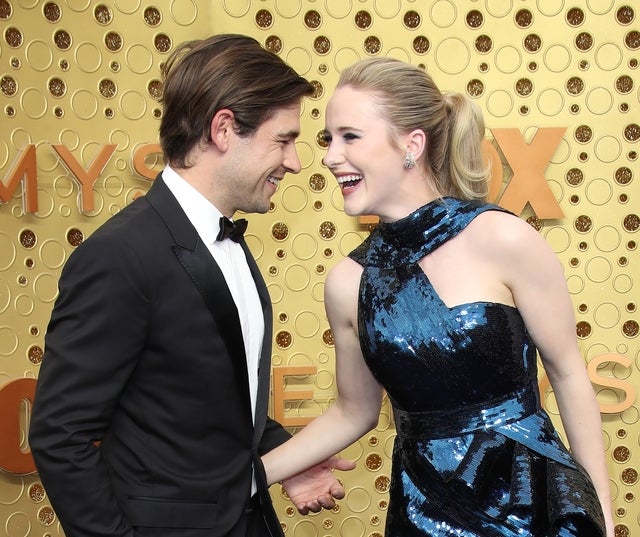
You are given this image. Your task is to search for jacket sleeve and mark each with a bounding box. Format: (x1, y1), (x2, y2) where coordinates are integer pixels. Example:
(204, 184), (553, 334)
(29, 234), (148, 537)
(259, 416), (291, 456)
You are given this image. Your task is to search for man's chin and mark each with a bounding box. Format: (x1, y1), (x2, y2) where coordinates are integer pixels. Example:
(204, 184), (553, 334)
(241, 202), (270, 215)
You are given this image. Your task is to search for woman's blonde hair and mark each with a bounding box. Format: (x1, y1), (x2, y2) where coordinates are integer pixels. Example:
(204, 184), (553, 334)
(336, 58), (489, 200)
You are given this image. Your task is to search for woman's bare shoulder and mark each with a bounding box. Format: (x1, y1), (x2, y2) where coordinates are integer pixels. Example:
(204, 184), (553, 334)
(326, 257), (363, 291)
(466, 209), (546, 254)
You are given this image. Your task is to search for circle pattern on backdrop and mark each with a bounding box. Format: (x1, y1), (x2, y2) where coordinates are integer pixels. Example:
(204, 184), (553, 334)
(1, 2), (638, 535)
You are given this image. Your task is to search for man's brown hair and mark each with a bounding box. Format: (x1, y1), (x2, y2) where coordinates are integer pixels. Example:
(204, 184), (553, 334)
(159, 34), (314, 168)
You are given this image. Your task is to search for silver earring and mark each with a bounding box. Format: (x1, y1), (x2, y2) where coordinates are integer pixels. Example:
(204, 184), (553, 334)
(403, 151), (415, 169)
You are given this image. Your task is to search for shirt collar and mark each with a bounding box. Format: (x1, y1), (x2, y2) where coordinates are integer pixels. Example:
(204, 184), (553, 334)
(161, 164), (224, 245)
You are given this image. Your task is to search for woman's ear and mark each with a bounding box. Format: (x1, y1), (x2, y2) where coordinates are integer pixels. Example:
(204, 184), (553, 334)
(210, 109), (235, 152)
(405, 128), (427, 163)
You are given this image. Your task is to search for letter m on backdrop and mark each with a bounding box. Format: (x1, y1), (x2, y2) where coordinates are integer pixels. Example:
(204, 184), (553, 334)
(0, 144), (38, 213)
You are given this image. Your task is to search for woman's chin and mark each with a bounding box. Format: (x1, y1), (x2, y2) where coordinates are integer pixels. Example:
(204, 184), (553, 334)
(343, 206), (362, 217)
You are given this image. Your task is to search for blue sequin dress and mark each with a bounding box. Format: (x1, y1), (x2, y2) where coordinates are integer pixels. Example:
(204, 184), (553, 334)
(349, 198), (606, 537)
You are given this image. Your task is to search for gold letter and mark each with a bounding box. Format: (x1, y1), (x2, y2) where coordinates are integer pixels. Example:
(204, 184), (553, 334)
(491, 127), (565, 219)
(272, 366), (317, 427)
(0, 378), (37, 475)
(587, 353), (636, 414)
(132, 143), (163, 181)
(52, 144), (117, 213)
(482, 139), (504, 204)
(0, 144), (38, 213)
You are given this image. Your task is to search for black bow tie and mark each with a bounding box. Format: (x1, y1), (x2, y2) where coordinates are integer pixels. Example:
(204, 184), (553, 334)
(216, 216), (248, 242)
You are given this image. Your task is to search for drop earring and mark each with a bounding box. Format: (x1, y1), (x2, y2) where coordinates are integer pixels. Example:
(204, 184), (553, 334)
(403, 151), (415, 169)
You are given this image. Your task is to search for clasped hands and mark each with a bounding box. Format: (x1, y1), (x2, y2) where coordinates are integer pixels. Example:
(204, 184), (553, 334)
(281, 455), (356, 514)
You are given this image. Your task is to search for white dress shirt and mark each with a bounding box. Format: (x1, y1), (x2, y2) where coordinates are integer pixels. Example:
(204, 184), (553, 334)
(161, 166), (264, 423)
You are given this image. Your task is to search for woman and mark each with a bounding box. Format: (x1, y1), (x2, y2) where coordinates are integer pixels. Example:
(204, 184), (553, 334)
(263, 58), (613, 536)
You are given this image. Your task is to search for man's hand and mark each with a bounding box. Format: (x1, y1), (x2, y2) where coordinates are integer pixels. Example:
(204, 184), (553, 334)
(281, 456), (356, 515)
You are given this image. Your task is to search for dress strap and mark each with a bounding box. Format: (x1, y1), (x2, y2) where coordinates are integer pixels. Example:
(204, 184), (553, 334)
(393, 384), (538, 440)
(349, 198), (510, 267)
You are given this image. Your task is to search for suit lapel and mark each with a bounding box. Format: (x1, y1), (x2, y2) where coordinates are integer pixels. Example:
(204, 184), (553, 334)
(240, 239), (273, 447)
(146, 175), (252, 420)
(240, 238), (286, 537)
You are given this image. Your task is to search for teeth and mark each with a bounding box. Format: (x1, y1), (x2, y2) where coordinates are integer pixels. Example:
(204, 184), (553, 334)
(267, 176), (280, 185)
(337, 174), (363, 184)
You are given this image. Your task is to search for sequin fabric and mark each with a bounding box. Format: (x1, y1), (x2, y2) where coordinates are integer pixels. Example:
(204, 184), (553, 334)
(349, 198), (606, 536)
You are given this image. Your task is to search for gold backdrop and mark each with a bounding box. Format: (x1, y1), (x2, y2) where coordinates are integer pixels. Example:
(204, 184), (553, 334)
(0, 1), (638, 536)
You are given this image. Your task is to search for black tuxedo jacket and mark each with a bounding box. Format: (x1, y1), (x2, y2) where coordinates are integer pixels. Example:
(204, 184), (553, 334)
(29, 175), (290, 536)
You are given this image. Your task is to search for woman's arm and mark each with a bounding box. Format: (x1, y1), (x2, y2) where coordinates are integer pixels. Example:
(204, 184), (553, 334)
(495, 214), (614, 537)
(262, 257), (384, 485)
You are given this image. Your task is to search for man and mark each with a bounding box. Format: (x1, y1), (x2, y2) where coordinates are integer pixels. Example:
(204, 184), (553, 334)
(29, 34), (350, 537)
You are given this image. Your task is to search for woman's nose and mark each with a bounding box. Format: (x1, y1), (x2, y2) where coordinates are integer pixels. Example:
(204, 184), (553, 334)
(321, 145), (342, 168)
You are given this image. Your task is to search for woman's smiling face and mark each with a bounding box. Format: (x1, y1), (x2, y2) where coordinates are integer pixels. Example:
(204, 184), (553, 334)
(323, 86), (407, 220)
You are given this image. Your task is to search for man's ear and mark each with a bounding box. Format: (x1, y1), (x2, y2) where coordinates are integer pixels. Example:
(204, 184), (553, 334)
(210, 109), (235, 152)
